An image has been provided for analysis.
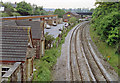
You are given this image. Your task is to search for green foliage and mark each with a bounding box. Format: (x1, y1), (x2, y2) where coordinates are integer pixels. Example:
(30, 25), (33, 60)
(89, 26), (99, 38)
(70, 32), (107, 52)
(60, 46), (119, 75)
(91, 2), (120, 46)
(69, 17), (77, 25)
(33, 60), (51, 81)
(54, 9), (65, 18)
(16, 1), (33, 16)
(90, 2), (120, 75)
(33, 44), (61, 81)
(90, 8), (95, 12)
(2, 2), (14, 16)
(33, 5), (48, 15)
(45, 32), (55, 49)
(1, 13), (9, 17)
(12, 12), (21, 16)
(106, 27), (119, 46)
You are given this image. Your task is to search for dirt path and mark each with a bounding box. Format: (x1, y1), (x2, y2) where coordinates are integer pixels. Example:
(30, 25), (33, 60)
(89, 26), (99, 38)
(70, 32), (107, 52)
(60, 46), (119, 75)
(52, 24), (78, 81)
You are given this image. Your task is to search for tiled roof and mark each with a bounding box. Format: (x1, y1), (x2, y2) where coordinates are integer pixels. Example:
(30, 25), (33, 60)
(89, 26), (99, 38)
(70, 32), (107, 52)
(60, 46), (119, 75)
(64, 12), (79, 16)
(16, 20), (43, 40)
(3, 20), (43, 40)
(2, 20), (17, 26)
(0, 26), (31, 62)
(71, 12), (79, 16)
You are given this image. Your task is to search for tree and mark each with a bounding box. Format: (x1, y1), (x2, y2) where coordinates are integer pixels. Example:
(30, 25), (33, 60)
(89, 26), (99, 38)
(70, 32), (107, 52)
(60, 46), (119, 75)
(90, 8), (95, 12)
(91, 1), (120, 56)
(54, 9), (65, 18)
(16, 1), (32, 16)
(2, 2), (14, 16)
(69, 17), (77, 25)
(45, 32), (55, 49)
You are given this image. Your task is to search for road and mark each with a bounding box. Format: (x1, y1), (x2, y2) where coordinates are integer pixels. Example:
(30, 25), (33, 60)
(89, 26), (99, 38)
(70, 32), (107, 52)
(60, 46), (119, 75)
(52, 22), (118, 81)
(44, 23), (65, 38)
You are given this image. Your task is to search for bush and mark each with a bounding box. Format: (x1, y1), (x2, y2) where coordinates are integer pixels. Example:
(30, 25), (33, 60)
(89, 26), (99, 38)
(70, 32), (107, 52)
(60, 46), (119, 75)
(12, 12), (21, 16)
(45, 32), (55, 49)
(69, 17), (77, 25)
(2, 13), (9, 17)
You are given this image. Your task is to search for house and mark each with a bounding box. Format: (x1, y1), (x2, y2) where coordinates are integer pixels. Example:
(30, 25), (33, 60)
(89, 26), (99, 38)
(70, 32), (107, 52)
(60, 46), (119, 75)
(16, 20), (45, 59)
(2, 20), (45, 59)
(63, 12), (80, 22)
(1, 25), (35, 81)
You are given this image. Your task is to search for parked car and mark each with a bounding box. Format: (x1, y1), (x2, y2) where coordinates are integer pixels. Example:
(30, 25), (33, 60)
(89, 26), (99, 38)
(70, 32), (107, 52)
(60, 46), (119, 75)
(53, 23), (57, 26)
(65, 23), (68, 27)
(46, 24), (51, 29)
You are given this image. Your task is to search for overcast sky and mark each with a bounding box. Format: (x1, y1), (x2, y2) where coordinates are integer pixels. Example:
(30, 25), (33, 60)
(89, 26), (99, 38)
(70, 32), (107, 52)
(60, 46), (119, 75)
(2, 0), (96, 9)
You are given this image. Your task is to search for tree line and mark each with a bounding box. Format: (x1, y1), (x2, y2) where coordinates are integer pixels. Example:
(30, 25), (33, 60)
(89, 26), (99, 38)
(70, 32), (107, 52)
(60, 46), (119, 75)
(0, 1), (66, 17)
(1, 1), (49, 17)
(91, 2), (120, 54)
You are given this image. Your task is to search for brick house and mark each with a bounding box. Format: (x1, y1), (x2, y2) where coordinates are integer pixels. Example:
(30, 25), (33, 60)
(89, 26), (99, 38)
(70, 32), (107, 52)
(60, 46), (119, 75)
(63, 12), (80, 22)
(1, 25), (35, 81)
(16, 20), (45, 59)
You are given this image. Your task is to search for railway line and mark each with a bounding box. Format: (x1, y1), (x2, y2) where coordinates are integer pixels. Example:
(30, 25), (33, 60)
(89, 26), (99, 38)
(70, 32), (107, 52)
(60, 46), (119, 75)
(69, 22), (114, 82)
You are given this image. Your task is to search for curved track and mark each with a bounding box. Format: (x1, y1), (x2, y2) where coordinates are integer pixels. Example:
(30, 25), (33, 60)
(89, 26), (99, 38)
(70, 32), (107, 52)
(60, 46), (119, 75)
(69, 22), (113, 82)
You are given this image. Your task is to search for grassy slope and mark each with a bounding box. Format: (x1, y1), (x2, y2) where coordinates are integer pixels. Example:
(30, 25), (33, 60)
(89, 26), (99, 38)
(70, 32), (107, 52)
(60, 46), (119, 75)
(33, 23), (79, 81)
(89, 26), (120, 76)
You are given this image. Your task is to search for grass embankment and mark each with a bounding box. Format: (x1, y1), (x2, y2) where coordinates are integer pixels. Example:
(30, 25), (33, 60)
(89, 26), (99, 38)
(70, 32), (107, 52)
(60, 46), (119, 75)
(33, 23), (79, 81)
(89, 26), (120, 76)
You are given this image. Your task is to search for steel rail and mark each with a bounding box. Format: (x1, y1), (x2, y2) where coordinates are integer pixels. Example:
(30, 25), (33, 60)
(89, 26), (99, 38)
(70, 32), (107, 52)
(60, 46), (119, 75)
(82, 24), (112, 82)
(68, 21), (112, 82)
(84, 25), (113, 82)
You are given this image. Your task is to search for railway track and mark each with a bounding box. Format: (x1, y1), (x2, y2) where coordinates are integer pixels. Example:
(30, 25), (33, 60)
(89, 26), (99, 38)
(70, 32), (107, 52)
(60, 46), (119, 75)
(69, 22), (113, 82)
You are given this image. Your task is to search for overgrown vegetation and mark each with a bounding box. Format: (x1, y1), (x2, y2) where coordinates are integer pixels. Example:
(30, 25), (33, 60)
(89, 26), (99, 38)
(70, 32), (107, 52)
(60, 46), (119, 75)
(16, 1), (33, 16)
(90, 2), (120, 76)
(68, 17), (77, 25)
(91, 2), (120, 54)
(44, 32), (55, 49)
(33, 22), (79, 81)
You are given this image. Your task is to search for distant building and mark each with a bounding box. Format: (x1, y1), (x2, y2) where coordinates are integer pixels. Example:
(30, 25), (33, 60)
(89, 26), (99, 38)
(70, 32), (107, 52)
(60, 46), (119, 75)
(63, 12), (80, 22)
(43, 8), (56, 12)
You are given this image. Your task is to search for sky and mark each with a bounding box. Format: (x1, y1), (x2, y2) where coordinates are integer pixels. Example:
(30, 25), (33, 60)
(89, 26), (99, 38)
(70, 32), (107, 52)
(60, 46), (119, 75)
(2, 0), (96, 9)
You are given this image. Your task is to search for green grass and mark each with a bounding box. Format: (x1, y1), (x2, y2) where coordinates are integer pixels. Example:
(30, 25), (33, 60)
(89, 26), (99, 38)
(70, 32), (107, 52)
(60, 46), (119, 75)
(33, 23), (79, 81)
(89, 26), (120, 76)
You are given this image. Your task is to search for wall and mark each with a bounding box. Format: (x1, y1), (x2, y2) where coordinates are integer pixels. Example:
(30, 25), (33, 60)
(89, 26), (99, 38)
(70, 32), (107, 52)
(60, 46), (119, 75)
(33, 40), (41, 59)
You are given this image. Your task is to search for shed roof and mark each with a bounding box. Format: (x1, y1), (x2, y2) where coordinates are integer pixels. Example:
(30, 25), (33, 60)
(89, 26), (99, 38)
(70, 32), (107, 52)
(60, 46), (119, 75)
(0, 26), (32, 62)
(16, 20), (43, 40)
